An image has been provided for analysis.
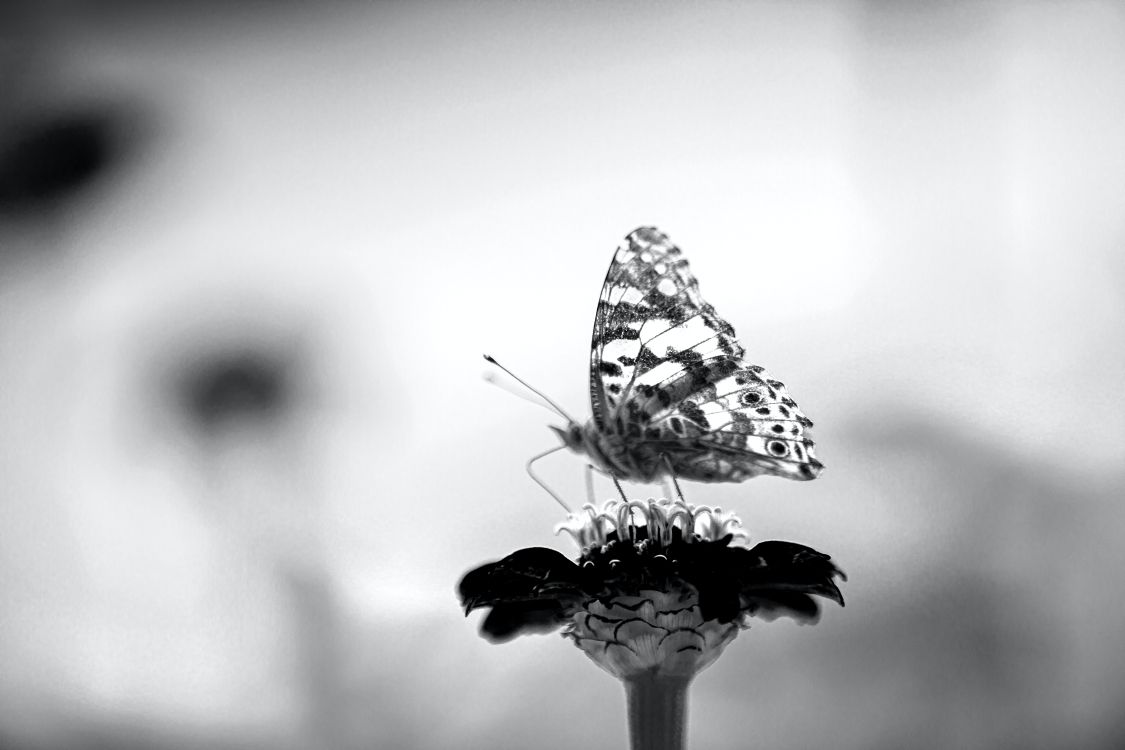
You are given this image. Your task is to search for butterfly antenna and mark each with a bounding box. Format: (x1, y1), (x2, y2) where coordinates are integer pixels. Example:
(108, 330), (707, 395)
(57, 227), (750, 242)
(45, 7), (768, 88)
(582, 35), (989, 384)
(483, 372), (556, 411)
(526, 445), (572, 513)
(483, 354), (578, 424)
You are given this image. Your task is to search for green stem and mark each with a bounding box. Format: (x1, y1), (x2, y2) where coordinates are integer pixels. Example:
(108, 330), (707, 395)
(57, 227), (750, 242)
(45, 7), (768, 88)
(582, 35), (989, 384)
(623, 672), (692, 750)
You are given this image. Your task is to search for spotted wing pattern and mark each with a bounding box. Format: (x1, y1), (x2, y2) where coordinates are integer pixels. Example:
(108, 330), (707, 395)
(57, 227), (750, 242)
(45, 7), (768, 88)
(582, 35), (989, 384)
(589, 227), (822, 482)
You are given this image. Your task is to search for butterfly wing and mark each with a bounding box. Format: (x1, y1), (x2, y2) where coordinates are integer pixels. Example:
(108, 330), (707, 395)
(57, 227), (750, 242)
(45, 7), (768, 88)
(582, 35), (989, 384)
(589, 226), (822, 482)
(590, 226), (740, 428)
(652, 362), (823, 481)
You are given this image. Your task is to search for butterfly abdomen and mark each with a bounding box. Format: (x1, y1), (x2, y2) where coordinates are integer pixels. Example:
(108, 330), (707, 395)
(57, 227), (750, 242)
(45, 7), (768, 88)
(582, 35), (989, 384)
(569, 420), (667, 483)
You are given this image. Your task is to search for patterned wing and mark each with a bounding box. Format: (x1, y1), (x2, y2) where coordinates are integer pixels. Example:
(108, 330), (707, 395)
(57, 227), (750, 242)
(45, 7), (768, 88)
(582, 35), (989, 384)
(589, 226), (822, 482)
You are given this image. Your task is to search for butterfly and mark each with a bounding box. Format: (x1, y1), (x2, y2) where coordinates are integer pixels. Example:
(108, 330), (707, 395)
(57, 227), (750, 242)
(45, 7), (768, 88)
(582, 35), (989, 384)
(546, 226), (823, 486)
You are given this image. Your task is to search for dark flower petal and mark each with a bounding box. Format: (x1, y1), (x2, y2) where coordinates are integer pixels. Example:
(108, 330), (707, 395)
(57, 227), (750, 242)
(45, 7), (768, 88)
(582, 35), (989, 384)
(671, 539), (744, 623)
(458, 546), (582, 608)
(742, 591), (824, 624)
(734, 541), (846, 603)
(458, 529), (845, 646)
(457, 547), (587, 638)
(694, 577), (744, 623)
(480, 601), (573, 643)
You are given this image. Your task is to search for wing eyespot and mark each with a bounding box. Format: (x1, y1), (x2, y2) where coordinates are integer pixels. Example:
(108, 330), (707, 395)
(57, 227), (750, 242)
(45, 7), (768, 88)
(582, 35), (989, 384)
(767, 440), (788, 457)
(740, 391), (763, 406)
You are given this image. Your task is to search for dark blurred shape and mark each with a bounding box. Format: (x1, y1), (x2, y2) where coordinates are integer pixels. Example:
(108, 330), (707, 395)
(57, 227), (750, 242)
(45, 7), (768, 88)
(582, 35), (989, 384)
(839, 415), (1125, 750)
(0, 106), (125, 217)
(177, 348), (293, 433)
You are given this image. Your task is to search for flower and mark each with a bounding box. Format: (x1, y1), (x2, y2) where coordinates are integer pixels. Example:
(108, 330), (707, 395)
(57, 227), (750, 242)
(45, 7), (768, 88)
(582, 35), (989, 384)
(458, 497), (845, 681)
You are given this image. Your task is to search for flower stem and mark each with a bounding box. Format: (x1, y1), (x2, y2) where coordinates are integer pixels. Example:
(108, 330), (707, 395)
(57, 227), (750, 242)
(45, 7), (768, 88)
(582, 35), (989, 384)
(623, 671), (691, 750)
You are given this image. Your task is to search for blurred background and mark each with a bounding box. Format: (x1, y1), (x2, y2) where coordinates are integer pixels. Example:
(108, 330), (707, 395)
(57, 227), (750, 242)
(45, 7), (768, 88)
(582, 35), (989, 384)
(2, 1), (1123, 748)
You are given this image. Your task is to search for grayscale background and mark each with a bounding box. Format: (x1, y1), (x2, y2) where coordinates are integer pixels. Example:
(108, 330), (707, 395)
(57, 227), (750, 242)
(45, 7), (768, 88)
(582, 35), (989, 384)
(2, 2), (1123, 748)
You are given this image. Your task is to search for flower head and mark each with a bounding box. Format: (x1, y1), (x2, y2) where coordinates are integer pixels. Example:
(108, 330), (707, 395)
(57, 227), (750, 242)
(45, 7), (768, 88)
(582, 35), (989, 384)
(458, 497), (844, 682)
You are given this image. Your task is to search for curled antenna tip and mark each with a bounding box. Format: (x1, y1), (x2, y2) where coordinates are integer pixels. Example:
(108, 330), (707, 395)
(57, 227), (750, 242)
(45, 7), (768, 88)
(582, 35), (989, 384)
(483, 353), (497, 363)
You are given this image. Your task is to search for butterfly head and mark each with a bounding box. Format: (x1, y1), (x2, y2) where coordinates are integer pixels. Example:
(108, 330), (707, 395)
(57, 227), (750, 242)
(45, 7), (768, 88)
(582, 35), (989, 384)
(549, 422), (587, 454)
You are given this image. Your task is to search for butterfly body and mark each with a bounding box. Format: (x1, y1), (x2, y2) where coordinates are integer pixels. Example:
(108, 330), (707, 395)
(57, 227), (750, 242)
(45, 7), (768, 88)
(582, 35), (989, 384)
(556, 226), (823, 485)
(550, 420), (664, 482)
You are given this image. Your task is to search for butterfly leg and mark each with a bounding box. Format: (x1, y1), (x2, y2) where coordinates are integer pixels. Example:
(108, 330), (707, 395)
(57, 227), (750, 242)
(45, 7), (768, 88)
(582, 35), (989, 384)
(611, 475), (628, 502)
(660, 453), (686, 503)
(586, 463), (628, 502)
(526, 445), (571, 512)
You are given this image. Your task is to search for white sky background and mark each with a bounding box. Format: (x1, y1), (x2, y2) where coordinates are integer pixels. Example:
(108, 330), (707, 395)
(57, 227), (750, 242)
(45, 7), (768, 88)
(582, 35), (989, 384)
(1, 2), (1124, 748)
